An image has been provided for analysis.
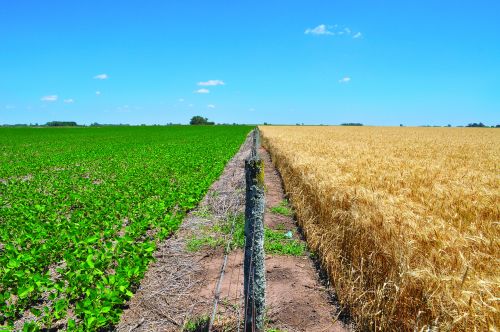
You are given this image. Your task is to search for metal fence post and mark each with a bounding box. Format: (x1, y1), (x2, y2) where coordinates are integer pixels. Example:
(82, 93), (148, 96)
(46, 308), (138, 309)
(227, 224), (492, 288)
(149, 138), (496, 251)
(244, 129), (266, 331)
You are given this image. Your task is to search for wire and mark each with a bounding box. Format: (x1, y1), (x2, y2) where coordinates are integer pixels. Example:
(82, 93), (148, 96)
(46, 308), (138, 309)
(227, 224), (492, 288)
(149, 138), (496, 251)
(208, 214), (238, 330)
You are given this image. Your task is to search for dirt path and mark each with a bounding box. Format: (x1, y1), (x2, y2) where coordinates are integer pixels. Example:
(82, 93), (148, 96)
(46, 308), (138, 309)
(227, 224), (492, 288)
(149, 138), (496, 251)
(117, 135), (350, 331)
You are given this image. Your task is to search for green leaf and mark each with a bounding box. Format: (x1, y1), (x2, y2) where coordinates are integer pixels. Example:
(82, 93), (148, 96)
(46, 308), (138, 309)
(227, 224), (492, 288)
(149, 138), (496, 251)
(22, 321), (39, 332)
(67, 319), (76, 329)
(7, 259), (20, 269)
(18, 286), (31, 299)
(86, 254), (95, 268)
(30, 307), (42, 317)
(101, 306), (111, 313)
(86, 316), (96, 328)
(55, 299), (66, 313)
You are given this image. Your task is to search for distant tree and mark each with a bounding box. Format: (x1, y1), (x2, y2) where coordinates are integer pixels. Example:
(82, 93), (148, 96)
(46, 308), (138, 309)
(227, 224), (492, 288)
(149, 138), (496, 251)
(400, 124), (404, 127)
(46, 121), (78, 127)
(341, 123), (363, 126)
(466, 122), (486, 127)
(496, 125), (500, 128)
(447, 124), (452, 127)
(190, 116), (214, 125)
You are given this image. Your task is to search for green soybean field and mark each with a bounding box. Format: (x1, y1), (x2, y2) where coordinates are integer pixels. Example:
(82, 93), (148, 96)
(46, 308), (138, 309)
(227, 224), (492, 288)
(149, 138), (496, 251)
(0, 125), (251, 331)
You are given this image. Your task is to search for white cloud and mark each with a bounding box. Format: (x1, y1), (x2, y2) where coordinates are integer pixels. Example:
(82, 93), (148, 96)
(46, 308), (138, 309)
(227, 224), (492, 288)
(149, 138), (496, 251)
(64, 99), (75, 103)
(41, 95), (58, 102)
(306, 24), (362, 39)
(339, 77), (351, 83)
(249, 108), (255, 112)
(207, 104), (216, 109)
(178, 98), (185, 102)
(188, 104), (194, 107)
(95, 91), (101, 95)
(194, 88), (210, 94)
(93, 73), (109, 80)
(197, 80), (225, 86)
(305, 24), (334, 35)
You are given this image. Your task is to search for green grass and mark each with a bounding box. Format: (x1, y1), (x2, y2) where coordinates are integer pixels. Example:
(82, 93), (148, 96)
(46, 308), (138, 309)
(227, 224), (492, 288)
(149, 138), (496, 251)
(186, 236), (224, 252)
(183, 315), (209, 331)
(187, 213), (305, 256)
(191, 206), (213, 219)
(270, 199), (293, 217)
(0, 125), (252, 331)
(264, 228), (305, 256)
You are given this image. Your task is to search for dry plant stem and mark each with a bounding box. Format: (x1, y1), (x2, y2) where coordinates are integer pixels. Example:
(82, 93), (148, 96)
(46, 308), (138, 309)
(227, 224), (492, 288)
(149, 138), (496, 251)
(260, 125), (500, 331)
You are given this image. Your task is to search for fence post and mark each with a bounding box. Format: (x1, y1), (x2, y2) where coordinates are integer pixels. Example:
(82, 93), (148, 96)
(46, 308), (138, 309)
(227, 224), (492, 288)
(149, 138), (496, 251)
(251, 128), (260, 158)
(244, 129), (266, 331)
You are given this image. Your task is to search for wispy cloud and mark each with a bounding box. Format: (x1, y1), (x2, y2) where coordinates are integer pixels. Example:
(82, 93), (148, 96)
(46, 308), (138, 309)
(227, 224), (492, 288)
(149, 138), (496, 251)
(41, 95), (58, 102)
(305, 24), (361, 39)
(305, 24), (334, 35)
(207, 104), (216, 109)
(96, 91), (101, 95)
(116, 105), (131, 113)
(178, 98), (185, 102)
(93, 73), (109, 80)
(64, 99), (75, 103)
(339, 77), (351, 83)
(197, 80), (225, 86)
(194, 88), (210, 94)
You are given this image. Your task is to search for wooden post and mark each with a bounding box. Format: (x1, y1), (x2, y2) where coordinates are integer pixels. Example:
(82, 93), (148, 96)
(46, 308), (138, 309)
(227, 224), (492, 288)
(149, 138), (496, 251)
(244, 129), (266, 331)
(251, 128), (260, 158)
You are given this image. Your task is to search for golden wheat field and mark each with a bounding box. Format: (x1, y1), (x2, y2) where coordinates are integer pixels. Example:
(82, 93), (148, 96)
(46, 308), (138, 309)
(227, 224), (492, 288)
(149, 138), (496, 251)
(260, 126), (500, 331)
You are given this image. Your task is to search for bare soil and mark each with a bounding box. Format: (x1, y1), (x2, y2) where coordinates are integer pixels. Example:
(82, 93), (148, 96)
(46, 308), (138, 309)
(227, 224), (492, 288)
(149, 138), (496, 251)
(117, 136), (351, 331)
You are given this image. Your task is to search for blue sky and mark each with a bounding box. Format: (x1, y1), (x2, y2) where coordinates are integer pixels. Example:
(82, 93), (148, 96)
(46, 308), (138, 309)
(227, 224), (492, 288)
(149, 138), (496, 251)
(1, 1), (499, 126)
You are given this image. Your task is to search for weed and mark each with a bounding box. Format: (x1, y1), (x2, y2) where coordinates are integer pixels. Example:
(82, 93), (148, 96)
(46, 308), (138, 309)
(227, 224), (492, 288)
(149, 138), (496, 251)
(270, 200), (293, 216)
(192, 206), (213, 219)
(275, 223), (286, 231)
(186, 213), (304, 256)
(264, 229), (305, 256)
(186, 236), (223, 252)
(183, 315), (210, 332)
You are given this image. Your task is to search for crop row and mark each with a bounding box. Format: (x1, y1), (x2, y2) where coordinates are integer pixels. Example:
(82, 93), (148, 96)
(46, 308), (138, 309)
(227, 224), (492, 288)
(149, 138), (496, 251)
(260, 126), (499, 331)
(0, 126), (251, 331)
